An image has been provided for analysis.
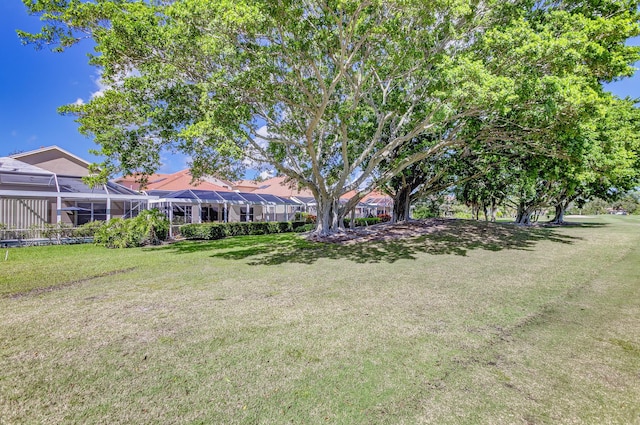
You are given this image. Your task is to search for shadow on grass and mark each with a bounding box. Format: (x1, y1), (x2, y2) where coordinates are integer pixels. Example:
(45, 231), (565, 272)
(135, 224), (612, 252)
(154, 220), (592, 265)
(541, 221), (608, 228)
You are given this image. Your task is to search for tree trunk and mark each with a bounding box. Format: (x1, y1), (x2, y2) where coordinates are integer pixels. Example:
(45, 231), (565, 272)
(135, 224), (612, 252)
(550, 204), (565, 224)
(335, 199), (346, 232)
(489, 199), (497, 222)
(350, 207), (356, 229)
(404, 190), (411, 221)
(314, 195), (348, 236)
(471, 204), (480, 220)
(515, 202), (534, 225)
(316, 198), (333, 236)
(550, 196), (574, 224)
(515, 210), (532, 225)
(392, 185), (412, 223)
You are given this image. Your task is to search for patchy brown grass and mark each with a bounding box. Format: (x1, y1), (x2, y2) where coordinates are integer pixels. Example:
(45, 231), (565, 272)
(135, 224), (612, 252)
(1, 216), (639, 424)
(7, 267), (138, 299)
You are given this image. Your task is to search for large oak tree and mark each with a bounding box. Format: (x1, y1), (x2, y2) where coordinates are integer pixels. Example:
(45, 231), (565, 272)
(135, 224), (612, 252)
(20, 0), (640, 233)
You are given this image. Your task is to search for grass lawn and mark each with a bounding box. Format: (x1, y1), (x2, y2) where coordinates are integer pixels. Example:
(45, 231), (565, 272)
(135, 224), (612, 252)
(1, 215), (639, 424)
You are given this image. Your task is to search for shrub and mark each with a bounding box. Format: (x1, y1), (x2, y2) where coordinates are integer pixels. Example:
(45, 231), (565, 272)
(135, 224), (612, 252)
(343, 217), (381, 227)
(267, 222), (293, 233)
(94, 209), (169, 248)
(293, 223), (315, 233)
(413, 204), (439, 219)
(94, 218), (132, 248)
(225, 222), (249, 236)
(180, 223), (226, 240)
(294, 212), (317, 223)
(132, 209), (170, 244)
(291, 221), (310, 231)
(180, 221), (307, 240)
(72, 220), (104, 238)
(377, 214), (391, 222)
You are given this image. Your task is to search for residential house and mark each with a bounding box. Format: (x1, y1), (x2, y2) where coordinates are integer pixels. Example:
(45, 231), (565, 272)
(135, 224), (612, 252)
(0, 146), (151, 230)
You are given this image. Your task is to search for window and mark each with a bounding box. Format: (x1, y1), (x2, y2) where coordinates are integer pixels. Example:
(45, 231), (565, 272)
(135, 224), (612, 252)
(201, 206), (219, 222)
(240, 206), (254, 222)
(172, 205), (192, 224)
(76, 203), (107, 225)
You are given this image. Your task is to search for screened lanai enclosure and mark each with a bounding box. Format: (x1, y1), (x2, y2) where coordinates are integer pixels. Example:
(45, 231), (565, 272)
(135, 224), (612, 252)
(146, 190), (393, 238)
(290, 195), (393, 218)
(361, 195), (394, 217)
(0, 157), (151, 231)
(147, 189), (303, 226)
(1, 154), (394, 244)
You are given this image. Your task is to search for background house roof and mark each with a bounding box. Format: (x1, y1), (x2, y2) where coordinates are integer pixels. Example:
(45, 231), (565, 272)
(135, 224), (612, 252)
(115, 173), (171, 191)
(117, 169), (393, 207)
(116, 169), (232, 192)
(251, 176), (314, 198)
(233, 179), (263, 191)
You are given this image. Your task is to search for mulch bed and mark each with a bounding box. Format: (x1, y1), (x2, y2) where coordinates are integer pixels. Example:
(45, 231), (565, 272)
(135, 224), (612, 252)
(307, 218), (453, 244)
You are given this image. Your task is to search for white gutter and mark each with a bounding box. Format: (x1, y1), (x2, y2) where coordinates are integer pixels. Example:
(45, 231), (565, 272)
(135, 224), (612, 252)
(0, 189), (155, 201)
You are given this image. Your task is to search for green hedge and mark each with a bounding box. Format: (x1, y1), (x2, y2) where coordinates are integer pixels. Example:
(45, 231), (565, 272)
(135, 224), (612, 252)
(179, 217), (382, 240)
(343, 217), (382, 227)
(180, 221), (310, 240)
(180, 217), (382, 240)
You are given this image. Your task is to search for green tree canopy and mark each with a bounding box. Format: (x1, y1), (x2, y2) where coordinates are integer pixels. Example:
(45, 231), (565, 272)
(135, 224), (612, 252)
(19, 0), (640, 233)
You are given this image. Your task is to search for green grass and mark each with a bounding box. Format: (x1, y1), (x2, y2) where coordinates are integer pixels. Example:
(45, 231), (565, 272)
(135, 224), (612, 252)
(1, 215), (639, 424)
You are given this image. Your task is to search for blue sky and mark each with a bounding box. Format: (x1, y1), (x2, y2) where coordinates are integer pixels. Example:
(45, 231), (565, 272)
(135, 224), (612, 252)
(0, 1), (190, 173)
(1, 1), (639, 174)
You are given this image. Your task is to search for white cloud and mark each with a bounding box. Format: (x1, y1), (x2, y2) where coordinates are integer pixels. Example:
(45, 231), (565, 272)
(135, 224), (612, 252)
(91, 74), (108, 98)
(90, 68), (141, 99)
(255, 125), (270, 149)
(73, 98), (85, 106)
(259, 170), (274, 180)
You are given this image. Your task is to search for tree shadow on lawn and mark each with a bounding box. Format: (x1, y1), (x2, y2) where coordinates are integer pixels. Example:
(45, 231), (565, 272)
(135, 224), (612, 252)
(158, 220), (591, 265)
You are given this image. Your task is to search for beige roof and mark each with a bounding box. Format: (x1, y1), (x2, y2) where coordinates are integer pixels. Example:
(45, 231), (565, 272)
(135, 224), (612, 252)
(10, 145), (92, 177)
(11, 145), (91, 166)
